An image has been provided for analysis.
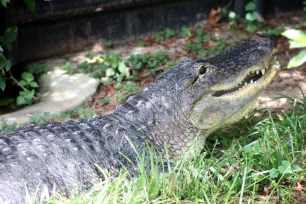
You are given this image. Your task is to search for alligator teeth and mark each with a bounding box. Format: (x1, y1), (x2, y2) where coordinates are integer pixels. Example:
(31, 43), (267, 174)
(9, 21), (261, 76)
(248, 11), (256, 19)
(250, 80), (253, 84)
(261, 69), (265, 75)
(244, 82), (248, 86)
(256, 70), (259, 75)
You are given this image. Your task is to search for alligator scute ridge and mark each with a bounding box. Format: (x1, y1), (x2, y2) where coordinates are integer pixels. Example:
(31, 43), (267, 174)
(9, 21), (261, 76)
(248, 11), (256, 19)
(0, 34), (279, 203)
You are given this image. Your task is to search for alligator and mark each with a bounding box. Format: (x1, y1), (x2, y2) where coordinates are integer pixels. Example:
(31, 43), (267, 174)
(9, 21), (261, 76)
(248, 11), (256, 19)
(0, 34), (280, 203)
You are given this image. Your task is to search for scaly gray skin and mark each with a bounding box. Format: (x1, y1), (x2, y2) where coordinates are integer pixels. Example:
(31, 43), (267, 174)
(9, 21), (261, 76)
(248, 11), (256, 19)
(0, 34), (280, 203)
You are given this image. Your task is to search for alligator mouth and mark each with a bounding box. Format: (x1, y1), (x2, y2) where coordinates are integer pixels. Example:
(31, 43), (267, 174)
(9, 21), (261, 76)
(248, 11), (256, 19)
(212, 59), (280, 97)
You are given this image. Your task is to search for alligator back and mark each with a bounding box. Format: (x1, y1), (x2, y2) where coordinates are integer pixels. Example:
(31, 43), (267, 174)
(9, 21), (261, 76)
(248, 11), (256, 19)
(0, 116), (146, 203)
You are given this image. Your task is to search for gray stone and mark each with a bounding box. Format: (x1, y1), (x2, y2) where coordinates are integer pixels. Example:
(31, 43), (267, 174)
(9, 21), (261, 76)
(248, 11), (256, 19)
(0, 61), (99, 126)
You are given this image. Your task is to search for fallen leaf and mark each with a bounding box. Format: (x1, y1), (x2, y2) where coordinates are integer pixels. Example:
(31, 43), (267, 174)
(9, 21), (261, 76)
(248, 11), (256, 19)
(159, 42), (171, 49)
(264, 186), (270, 196)
(127, 42), (136, 46)
(208, 7), (222, 25)
(294, 182), (304, 192)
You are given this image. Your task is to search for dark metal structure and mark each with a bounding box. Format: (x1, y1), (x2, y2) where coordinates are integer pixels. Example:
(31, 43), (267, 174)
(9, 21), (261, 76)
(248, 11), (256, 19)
(7, 0), (176, 25)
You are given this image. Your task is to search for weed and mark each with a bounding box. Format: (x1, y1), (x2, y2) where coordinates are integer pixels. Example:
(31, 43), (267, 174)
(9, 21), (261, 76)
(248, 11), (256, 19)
(245, 1), (261, 32)
(62, 51), (170, 85)
(185, 42), (202, 53)
(61, 61), (75, 75)
(62, 107), (96, 119)
(29, 112), (51, 125)
(100, 97), (111, 105)
(109, 81), (141, 103)
(105, 40), (113, 48)
(195, 28), (211, 43)
(137, 40), (145, 47)
(196, 27), (203, 43)
(0, 118), (18, 132)
(181, 26), (192, 38)
(216, 39), (226, 51)
(0, 2), (39, 108)
(165, 28), (176, 39)
(262, 24), (285, 36)
(228, 11), (239, 25)
(127, 51), (169, 72)
(154, 33), (164, 42)
(198, 49), (208, 58)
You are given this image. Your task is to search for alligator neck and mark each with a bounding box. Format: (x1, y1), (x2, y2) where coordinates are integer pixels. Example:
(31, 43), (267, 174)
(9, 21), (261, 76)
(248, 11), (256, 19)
(108, 80), (207, 157)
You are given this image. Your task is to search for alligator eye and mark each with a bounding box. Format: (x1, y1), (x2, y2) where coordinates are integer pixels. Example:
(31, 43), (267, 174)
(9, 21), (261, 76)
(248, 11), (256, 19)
(198, 64), (208, 75)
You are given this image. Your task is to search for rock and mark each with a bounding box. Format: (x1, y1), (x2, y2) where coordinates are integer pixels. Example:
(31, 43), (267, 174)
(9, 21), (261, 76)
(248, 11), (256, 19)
(0, 59), (99, 126)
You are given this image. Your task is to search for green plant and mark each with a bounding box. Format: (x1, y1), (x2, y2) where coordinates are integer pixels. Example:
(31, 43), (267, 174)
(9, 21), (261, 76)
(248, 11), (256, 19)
(282, 29), (306, 68)
(0, 27), (39, 106)
(62, 51), (170, 86)
(16, 72), (39, 105)
(195, 27), (203, 43)
(0, 0), (10, 7)
(127, 51), (169, 72)
(228, 11), (238, 25)
(165, 28), (175, 39)
(137, 40), (145, 47)
(216, 39), (226, 51)
(29, 112), (51, 124)
(154, 33), (164, 42)
(195, 28), (211, 43)
(244, 1), (261, 32)
(0, 27), (18, 91)
(181, 26), (192, 38)
(0, 118), (18, 132)
(110, 81), (141, 103)
(185, 42), (202, 53)
(100, 97), (111, 105)
(61, 53), (130, 83)
(103, 53), (129, 83)
(105, 40), (113, 48)
(198, 49), (208, 58)
(64, 107), (96, 119)
(18, 72), (38, 90)
(208, 47), (217, 56)
(61, 61), (77, 75)
(262, 24), (285, 36)
(0, 0), (39, 108)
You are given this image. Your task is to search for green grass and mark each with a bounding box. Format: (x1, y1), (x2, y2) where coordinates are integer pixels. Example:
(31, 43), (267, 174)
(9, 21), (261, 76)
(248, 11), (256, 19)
(31, 95), (305, 203)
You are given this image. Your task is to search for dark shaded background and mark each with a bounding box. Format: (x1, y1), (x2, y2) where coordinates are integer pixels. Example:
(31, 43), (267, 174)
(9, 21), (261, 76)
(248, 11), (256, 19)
(0, 0), (303, 64)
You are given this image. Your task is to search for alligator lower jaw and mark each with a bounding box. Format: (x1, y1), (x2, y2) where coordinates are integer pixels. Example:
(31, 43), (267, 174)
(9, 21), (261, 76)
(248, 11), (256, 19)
(212, 60), (280, 99)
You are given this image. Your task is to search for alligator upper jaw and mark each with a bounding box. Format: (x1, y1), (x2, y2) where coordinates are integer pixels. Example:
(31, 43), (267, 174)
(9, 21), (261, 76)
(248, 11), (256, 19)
(211, 59), (280, 98)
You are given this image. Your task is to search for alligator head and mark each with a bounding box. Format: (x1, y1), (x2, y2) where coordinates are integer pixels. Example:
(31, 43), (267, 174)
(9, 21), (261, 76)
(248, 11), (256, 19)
(136, 34), (279, 155)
